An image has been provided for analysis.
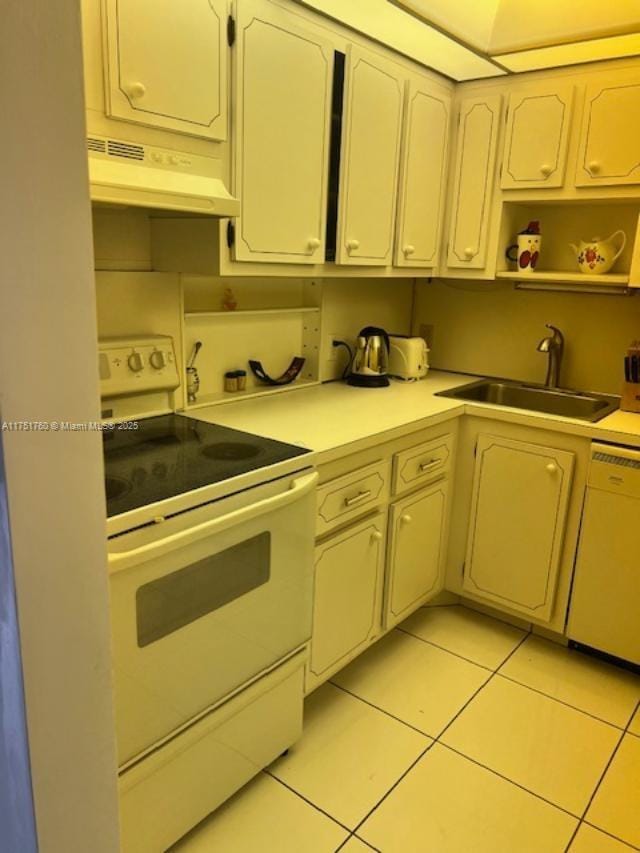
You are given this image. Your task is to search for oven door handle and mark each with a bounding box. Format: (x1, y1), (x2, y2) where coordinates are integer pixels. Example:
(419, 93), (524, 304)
(107, 470), (318, 572)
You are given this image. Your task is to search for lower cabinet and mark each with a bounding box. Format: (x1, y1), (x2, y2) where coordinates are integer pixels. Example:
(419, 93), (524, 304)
(306, 512), (386, 692)
(385, 481), (448, 629)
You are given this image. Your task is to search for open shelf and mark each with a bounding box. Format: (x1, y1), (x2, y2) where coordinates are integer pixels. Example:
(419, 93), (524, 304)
(184, 307), (321, 319)
(496, 270), (630, 285)
(184, 378), (320, 410)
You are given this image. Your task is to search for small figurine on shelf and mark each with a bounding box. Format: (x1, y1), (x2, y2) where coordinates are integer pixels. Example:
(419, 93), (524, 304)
(221, 287), (238, 311)
(506, 220), (541, 273)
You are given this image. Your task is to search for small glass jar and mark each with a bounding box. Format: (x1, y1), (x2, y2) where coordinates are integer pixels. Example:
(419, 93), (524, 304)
(224, 371), (238, 393)
(236, 370), (247, 391)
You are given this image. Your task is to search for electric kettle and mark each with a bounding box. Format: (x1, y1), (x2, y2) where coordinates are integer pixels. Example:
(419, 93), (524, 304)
(347, 327), (390, 387)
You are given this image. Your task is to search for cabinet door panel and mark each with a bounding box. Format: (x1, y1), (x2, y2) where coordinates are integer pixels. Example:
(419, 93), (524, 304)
(234, 0), (333, 263)
(395, 81), (451, 268)
(307, 513), (386, 692)
(446, 95), (502, 269)
(576, 75), (640, 186)
(501, 86), (573, 189)
(103, 0), (228, 141)
(463, 435), (574, 622)
(336, 46), (403, 266)
(385, 482), (448, 629)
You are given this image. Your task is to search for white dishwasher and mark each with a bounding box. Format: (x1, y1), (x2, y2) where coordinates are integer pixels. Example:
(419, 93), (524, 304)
(568, 443), (640, 665)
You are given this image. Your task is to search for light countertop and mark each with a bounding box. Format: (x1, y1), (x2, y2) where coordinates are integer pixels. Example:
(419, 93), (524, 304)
(188, 371), (640, 462)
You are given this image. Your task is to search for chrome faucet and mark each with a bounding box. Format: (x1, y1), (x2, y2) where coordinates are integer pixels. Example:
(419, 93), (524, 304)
(537, 324), (564, 388)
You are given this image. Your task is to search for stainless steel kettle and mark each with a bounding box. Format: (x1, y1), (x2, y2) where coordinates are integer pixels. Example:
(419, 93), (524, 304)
(347, 326), (390, 387)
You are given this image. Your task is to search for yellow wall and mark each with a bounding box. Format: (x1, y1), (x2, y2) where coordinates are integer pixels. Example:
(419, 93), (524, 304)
(414, 279), (640, 395)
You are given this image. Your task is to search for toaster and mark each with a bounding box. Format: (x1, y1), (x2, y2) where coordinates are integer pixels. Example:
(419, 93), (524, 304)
(388, 335), (429, 381)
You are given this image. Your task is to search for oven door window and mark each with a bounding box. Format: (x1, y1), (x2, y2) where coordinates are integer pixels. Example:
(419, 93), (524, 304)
(136, 532), (271, 647)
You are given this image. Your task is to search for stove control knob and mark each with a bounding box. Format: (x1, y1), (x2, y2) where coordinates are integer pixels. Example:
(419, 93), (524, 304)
(149, 350), (166, 370)
(128, 352), (144, 373)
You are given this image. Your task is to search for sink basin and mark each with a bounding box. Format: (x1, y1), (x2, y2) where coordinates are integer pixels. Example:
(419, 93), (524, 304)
(436, 379), (619, 422)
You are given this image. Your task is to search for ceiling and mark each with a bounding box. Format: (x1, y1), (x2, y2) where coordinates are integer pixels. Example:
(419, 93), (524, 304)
(299, 0), (640, 80)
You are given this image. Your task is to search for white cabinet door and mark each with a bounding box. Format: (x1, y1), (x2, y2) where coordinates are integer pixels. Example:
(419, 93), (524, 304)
(463, 435), (574, 623)
(576, 72), (640, 186)
(233, 0), (333, 264)
(395, 80), (451, 268)
(501, 86), (573, 189)
(307, 513), (386, 692)
(385, 481), (448, 629)
(103, 0), (228, 141)
(336, 46), (404, 266)
(446, 94), (502, 270)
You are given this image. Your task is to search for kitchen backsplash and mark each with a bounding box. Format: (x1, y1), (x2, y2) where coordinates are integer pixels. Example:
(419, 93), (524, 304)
(414, 279), (640, 396)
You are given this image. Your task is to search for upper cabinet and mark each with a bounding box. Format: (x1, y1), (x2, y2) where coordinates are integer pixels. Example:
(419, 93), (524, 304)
(102, 0), (228, 141)
(501, 85), (573, 190)
(446, 94), (502, 270)
(232, 0), (333, 264)
(575, 71), (640, 187)
(335, 46), (404, 266)
(395, 81), (451, 269)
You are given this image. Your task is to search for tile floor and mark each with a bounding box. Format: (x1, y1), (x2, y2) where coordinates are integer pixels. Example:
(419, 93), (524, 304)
(174, 605), (640, 852)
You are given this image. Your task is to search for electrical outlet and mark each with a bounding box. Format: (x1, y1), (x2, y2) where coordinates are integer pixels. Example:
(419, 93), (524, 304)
(419, 324), (434, 350)
(326, 333), (340, 362)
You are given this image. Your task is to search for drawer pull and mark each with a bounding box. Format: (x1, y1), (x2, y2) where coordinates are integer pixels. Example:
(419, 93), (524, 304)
(344, 490), (372, 508)
(419, 459), (440, 472)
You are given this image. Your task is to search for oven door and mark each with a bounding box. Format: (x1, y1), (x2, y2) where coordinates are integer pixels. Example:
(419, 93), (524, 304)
(108, 469), (317, 766)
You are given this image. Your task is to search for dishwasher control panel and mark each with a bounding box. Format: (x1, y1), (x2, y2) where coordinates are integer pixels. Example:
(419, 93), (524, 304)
(589, 442), (640, 498)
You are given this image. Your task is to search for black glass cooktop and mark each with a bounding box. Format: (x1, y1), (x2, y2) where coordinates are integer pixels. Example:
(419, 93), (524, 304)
(103, 414), (310, 518)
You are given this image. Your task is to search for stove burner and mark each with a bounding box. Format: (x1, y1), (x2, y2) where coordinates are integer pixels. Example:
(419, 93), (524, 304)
(105, 476), (131, 501)
(201, 442), (262, 461)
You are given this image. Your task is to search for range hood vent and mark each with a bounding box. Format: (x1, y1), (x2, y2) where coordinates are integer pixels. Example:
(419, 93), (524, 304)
(87, 135), (239, 217)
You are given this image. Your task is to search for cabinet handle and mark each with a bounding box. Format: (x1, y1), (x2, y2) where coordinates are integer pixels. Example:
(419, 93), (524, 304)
(403, 244), (415, 256)
(540, 163), (552, 176)
(401, 514), (413, 524)
(546, 462), (558, 474)
(344, 489), (372, 508)
(588, 160), (601, 175)
(307, 237), (321, 251)
(419, 458), (440, 472)
(370, 530), (383, 543)
(346, 239), (360, 252)
(125, 81), (147, 99)
(464, 247), (475, 259)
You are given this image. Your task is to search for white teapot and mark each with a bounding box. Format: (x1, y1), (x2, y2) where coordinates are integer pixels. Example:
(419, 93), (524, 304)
(569, 230), (626, 275)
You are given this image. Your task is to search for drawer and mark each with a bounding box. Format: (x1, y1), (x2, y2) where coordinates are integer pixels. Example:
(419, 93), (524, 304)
(316, 460), (390, 536)
(392, 434), (453, 496)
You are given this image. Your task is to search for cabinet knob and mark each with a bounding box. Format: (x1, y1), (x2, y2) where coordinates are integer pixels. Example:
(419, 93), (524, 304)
(125, 81), (147, 100)
(546, 462), (558, 474)
(464, 247), (475, 259)
(403, 244), (415, 256)
(588, 160), (601, 175)
(370, 530), (383, 543)
(307, 237), (321, 251)
(346, 239), (360, 252)
(540, 163), (552, 176)
(401, 514), (413, 524)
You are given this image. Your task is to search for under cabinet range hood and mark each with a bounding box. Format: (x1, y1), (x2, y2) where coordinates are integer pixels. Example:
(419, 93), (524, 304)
(87, 135), (239, 216)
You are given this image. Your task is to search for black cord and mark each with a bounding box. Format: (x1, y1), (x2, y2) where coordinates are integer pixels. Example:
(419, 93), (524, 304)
(333, 340), (353, 380)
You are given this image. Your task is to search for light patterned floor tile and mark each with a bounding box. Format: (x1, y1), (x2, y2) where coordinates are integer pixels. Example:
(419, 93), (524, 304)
(400, 604), (526, 669)
(570, 823), (635, 852)
(171, 771), (347, 852)
(587, 734), (640, 848)
(358, 743), (576, 853)
(270, 682), (430, 828)
(332, 629), (489, 736)
(628, 706), (640, 737)
(441, 677), (621, 814)
(500, 636), (640, 727)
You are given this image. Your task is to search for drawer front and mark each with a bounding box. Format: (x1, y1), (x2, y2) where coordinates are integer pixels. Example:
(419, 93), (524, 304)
(393, 434), (453, 496)
(316, 460), (390, 536)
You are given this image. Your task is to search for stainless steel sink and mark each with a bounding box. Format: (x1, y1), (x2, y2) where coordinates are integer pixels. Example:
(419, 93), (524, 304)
(436, 379), (619, 422)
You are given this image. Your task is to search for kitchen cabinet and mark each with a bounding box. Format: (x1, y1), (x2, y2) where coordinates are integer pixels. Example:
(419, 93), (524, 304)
(463, 434), (574, 622)
(501, 85), (573, 189)
(385, 481), (449, 629)
(394, 80), (451, 268)
(446, 94), (502, 270)
(102, 0), (228, 141)
(233, 0), (333, 264)
(307, 513), (386, 692)
(335, 45), (404, 266)
(575, 72), (640, 187)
